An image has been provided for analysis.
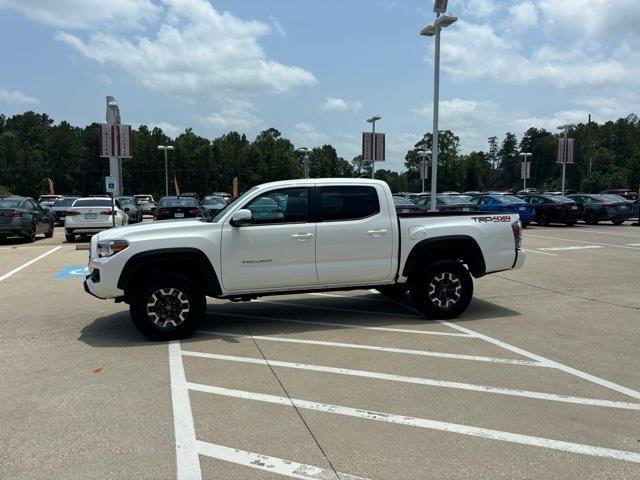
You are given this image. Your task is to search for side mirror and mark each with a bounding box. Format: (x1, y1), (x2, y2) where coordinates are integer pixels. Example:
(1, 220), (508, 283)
(230, 209), (253, 227)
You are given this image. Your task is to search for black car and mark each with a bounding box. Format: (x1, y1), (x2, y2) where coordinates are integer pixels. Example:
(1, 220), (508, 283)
(154, 196), (203, 221)
(568, 194), (633, 225)
(202, 195), (229, 217)
(50, 196), (79, 225)
(519, 194), (582, 226)
(392, 195), (421, 213)
(600, 189), (639, 201)
(0, 196), (55, 242)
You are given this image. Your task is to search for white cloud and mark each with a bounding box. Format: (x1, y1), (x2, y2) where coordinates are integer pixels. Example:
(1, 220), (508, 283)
(153, 122), (184, 138)
(461, 0), (496, 19)
(268, 15), (286, 37)
(55, 0), (316, 101)
(320, 97), (363, 113)
(0, 0), (160, 29)
(508, 1), (538, 29)
(196, 100), (260, 131)
(0, 88), (39, 105)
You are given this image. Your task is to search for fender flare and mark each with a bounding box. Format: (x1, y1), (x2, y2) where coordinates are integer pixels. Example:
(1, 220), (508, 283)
(402, 235), (486, 279)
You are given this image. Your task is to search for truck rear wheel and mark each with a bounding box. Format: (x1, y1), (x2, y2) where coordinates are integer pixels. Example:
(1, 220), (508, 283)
(410, 260), (473, 320)
(130, 273), (205, 341)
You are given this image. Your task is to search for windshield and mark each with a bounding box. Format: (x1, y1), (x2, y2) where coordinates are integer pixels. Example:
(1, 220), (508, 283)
(53, 198), (78, 207)
(549, 195), (574, 203)
(496, 195), (526, 204)
(159, 198), (198, 207)
(203, 196), (227, 207)
(393, 196), (413, 206)
(73, 199), (112, 207)
(211, 187), (259, 222)
(0, 199), (21, 208)
(118, 197), (134, 205)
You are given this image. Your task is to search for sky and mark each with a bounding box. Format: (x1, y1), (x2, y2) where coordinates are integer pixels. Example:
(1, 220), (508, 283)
(0, 0), (639, 172)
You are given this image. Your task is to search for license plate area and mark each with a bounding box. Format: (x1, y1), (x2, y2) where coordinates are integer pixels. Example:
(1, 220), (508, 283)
(85, 213), (97, 219)
(174, 213), (184, 218)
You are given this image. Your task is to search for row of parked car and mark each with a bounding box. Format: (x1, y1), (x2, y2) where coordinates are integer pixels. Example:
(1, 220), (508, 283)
(392, 189), (640, 227)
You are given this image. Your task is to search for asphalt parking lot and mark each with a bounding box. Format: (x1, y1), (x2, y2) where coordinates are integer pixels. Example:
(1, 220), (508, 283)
(1, 223), (639, 479)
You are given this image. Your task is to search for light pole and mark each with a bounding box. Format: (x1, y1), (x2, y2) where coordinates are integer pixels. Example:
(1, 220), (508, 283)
(298, 148), (310, 179)
(366, 115), (381, 178)
(421, 1), (457, 212)
(519, 152), (532, 191)
(157, 145), (174, 196)
(557, 124), (576, 195)
(417, 149), (432, 193)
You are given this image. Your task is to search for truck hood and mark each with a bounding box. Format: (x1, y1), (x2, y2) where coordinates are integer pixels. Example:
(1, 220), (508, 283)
(96, 219), (214, 242)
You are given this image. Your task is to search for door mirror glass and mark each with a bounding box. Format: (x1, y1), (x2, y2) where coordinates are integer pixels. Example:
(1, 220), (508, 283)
(230, 209), (253, 227)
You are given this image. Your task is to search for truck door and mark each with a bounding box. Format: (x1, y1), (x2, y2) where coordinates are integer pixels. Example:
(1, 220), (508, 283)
(315, 185), (394, 284)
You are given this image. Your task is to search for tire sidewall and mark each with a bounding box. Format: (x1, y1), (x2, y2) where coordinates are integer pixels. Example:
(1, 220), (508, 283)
(409, 260), (473, 320)
(536, 213), (549, 226)
(130, 274), (206, 341)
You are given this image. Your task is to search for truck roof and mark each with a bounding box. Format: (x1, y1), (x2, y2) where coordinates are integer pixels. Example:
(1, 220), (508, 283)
(253, 178), (388, 190)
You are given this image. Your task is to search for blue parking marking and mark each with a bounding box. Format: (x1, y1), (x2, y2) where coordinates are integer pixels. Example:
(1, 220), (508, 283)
(55, 264), (89, 279)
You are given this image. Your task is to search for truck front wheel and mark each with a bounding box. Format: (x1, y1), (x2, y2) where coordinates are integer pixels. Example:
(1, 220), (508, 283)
(410, 260), (473, 320)
(130, 273), (206, 340)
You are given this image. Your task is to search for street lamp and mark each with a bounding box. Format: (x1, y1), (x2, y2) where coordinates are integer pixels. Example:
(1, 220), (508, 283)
(366, 115), (382, 179)
(297, 148), (310, 179)
(417, 149), (432, 193)
(421, 3), (458, 212)
(157, 145), (174, 196)
(519, 152), (532, 191)
(557, 124), (576, 195)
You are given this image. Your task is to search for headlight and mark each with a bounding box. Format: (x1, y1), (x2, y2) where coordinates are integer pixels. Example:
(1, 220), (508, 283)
(97, 240), (129, 258)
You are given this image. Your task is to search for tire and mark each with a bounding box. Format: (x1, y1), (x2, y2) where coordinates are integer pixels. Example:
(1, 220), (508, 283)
(65, 234), (75, 242)
(376, 284), (409, 298)
(24, 224), (36, 243)
(536, 212), (549, 226)
(45, 222), (54, 238)
(130, 273), (206, 341)
(612, 218), (625, 225)
(584, 211), (598, 225)
(409, 260), (473, 320)
(565, 221), (576, 227)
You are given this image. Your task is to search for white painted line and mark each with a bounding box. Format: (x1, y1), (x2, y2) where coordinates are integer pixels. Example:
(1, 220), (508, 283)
(187, 383), (640, 464)
(310, 292), (351, 298)
(538, 245), (603, 251)
(437, 321), (640, 401)
(196, 441), (368, 480)
(627, 243), (640, 247)
(0, 246), (62, 283)
(182, 350), (640, 411)
(215, 311), (472, 338)
(199, 330), (543, 367)
(168, 342), (202, 480)
(263, 300), (420, 319)
(522, 249), (557, 256)
(526, 234), (640, 251)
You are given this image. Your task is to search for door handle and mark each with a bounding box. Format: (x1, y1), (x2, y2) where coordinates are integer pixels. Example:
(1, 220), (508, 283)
(291, 233), (314, 241)
(366, 229), (388, 237)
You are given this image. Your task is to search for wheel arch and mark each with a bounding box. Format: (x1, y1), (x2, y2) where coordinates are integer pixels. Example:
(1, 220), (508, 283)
(402, 235), (486, 279)
(117, 248), (222, 297)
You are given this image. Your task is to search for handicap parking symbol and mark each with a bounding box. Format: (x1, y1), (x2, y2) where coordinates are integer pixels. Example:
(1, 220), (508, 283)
(55, 264), (90, 279)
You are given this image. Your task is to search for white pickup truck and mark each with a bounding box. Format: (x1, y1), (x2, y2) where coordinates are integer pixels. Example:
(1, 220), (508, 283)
(84, 178), (525, 340)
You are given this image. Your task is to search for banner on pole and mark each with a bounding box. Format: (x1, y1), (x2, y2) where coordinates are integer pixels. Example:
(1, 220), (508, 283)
(100, 124), (133, 158)
(173, 173), (181, 197)
(556, 138), (575, 164)
(420, 160), (429, 180)
(520, 161), (531, 180)
(362, 132), (385, 162)
(47, 178), (55, 195)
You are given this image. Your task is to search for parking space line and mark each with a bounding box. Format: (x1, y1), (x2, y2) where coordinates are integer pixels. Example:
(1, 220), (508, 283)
(199, 330), (544, 366)
(186, 383), (640, 464)
(182, 350), (640, 411)
(168, 342), (202, 480)
(437, 321), (640, 401)
(0, 246), (62, 283)
(525, 234), (640, 251)
(196, 441), (368, 480)
(214, 312), (472, 337)
(539, 246), (603, 251)
(522, 249), (557, 256)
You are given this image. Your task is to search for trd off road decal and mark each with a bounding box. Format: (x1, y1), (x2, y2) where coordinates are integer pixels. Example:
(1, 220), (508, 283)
(471, 215), (512, 223)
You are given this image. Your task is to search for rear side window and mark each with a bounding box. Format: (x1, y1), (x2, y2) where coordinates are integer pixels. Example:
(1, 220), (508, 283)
(320, 186), (380, 221)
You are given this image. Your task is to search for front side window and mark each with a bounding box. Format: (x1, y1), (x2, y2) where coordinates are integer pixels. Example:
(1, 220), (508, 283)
(320, 186), (379, 221)
(245, 188), (309, 224)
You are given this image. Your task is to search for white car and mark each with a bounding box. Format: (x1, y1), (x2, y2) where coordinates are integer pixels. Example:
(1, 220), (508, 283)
(64, 197), (128, 242)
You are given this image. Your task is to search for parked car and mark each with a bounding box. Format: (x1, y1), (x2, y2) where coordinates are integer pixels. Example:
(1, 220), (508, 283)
(470, 194), (535, 227)
(601, 194), (639, 221)
(0, 196), (55, 242)
(392, 195), (421, 213)
(567, 194), (632, 225)
(117, 196), (143, 223)
(519, 194), (582, 226)
(202, 195), (229, 217)
(516, 188), (538, 195)
(64, 197), (128, 242)
(154, 196), (203, 221)
(180, 192), (200, 202)
(84, 178), (525, 340)
(415, 194), (477, 212)
(600, 189), (639, 201)
(50, 197), (79, 225)
(38, 194), (63, 209)
(133, 194), (157, 215)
